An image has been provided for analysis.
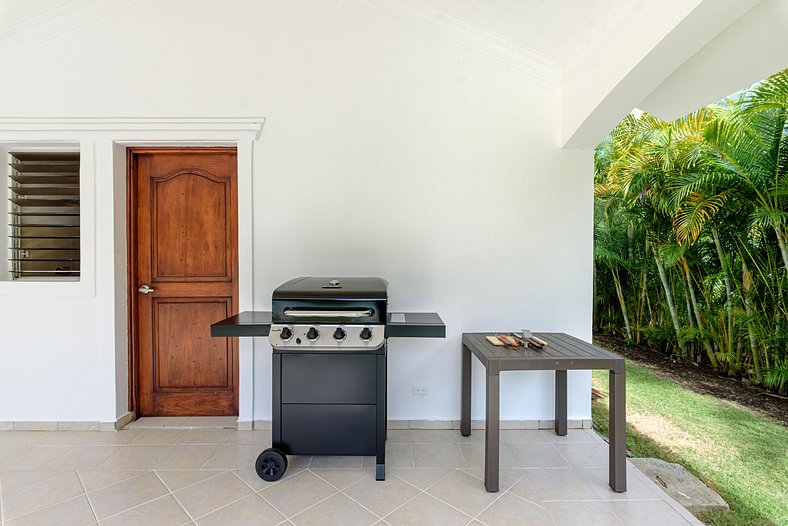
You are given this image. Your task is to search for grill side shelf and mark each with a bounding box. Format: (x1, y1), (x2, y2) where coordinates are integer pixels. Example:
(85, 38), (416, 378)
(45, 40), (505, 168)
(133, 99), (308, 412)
(385, 312), (445, 338)
(211, 311), (272, 337)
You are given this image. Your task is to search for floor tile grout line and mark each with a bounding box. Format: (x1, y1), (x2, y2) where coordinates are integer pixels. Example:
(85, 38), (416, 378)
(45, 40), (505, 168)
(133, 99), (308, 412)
(76, 471), (100, 526)
(157, 468), (229, 494)
(376, 467), (458, 522)
(96, 484), (173, 522)
(154, 470), (197, 524)
(81, 470), (147, 495)
(262, 482), (340, 521)
(181, 482), (255, 522)
(469, 472), (527, 523)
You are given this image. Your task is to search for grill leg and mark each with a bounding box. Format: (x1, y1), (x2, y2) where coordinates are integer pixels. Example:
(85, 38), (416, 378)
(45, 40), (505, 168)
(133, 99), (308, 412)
(376, 353), (386, 481)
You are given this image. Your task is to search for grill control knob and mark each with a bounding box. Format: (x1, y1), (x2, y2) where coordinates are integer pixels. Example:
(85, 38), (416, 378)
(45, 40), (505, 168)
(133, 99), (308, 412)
(280, 327), (293, 341)
(306, 327), (319, 341)
(360, 327), (373, 341)
(333, 328), (346, 341)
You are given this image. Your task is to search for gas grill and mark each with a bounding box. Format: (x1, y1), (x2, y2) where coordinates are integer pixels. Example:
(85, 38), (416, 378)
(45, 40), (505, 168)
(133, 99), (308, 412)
(211, 276), (444, 482)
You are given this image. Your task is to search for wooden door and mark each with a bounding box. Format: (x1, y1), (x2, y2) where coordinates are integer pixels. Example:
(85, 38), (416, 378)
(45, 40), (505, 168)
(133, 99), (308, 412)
(130, 148), (238, 416)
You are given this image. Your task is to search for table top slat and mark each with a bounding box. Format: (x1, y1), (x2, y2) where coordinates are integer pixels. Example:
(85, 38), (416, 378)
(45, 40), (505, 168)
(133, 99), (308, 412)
(463, 332), (624, 372)
(537, 333), (597, 358)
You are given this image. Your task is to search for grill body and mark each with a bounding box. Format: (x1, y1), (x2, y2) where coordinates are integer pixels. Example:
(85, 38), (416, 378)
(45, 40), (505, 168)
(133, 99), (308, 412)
(210, 276), (445, 483)
(271, 277), (388, 479)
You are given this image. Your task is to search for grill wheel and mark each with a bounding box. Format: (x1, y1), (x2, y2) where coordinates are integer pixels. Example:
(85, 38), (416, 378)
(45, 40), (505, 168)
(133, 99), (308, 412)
(256, 448), (288, 481)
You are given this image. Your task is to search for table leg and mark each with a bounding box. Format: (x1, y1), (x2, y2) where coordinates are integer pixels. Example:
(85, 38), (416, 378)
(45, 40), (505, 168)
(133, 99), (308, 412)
(484, 369), (500, 492)
(609, 369), (627, 492)
(461, 344), (472, 437)
(555, 370), (567, 436)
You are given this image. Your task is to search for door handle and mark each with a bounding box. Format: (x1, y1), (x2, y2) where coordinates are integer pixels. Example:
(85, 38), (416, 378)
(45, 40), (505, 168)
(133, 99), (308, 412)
(138, 284), (155, 294)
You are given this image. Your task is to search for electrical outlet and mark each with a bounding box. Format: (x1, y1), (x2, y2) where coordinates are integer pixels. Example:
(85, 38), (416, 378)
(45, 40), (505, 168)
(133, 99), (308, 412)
(412, 384), (429, 396)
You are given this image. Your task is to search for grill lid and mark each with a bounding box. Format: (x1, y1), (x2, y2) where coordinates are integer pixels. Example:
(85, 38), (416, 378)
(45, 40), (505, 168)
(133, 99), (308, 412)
(273, 277), (388, 301)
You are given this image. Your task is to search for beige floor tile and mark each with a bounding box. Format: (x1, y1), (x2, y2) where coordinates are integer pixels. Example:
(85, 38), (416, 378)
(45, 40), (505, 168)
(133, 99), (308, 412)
(200, 444), (263, 470)
(259, 470), (337, 518)
(510, 468), (598, 502)
(610, 500), (693, 526)
(539, 429), (602, 444)
(88, 471), (168, 519)
(500, 430), (547, 444)
(173, 471), (252, 519)
(426, 469), (502, 516)
(544, 501), (621, 526)
(125, 417), (188, 429)
(236, 465), (305, 492)
(197, 493), (285, 526)
(385, 430), (411, 444)
(362, 444), (412, 470)
(156, 469), (226, 492)
(0, 446), (73, 471)
(343, 474), (420, 517)
(508, 443), (570, 468)
(3, 472), (85, 521)
(93, 445), (171, 471)
(177, 429), (234, 445)
(454, 430), (488, 444)
(0, 471), (67, 493)
(287, 455), (312, 469)
(77, 471), (142, 493)
(0, 446), (23, 462)
(412, 443), (464, 469)
(0, 433), (46, 447)
(46, 446), (123, 471)
(182, 416), (238, 429)
(477, 493), (556, 526)
(311, 468), (372, 490)
(101, 494), (190, 526)
(309, 456), (363, 469)
(222, 430), (272, 445)
(576, 467), (660, 501)
(459, 468), (528, 491)
(291, 493), (378, 526)
(5, 495), (96, 526)
(553, 443), (609, 468)
(389, 469), (452, 490)
(130, 429), (187, 445)
(408, 430), (456, 444)
(458, 443), (519, 469)
(384, 493), (470, 526)
(35, 431), (142, 446)
(151, 445), (219, 470)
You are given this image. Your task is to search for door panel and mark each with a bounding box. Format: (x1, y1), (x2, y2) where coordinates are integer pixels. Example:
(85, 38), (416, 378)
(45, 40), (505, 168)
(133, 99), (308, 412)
(132, 148), (238, 417)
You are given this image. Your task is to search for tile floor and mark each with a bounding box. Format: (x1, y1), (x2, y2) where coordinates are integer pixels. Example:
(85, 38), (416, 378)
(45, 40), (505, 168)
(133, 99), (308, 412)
(0, 420), (704, 526)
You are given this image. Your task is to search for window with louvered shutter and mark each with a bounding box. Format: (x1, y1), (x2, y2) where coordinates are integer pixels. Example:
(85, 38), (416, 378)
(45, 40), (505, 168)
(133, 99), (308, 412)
(8, 151), (80, 280)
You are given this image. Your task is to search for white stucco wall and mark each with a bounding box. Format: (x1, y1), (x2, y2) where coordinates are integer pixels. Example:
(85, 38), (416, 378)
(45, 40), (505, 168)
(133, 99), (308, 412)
(0, 0), (592, 425)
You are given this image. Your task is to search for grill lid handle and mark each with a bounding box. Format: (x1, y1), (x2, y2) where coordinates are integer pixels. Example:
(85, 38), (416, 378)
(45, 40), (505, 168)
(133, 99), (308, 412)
(282, 308), (373, 318)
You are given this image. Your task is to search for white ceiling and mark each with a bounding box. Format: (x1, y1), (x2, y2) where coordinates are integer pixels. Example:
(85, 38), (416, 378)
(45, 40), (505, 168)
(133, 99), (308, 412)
(418, 0), (623, 63)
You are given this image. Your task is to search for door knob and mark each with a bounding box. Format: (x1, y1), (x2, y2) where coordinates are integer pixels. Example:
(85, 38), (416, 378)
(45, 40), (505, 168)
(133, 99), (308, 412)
(138, 284), (155, 294)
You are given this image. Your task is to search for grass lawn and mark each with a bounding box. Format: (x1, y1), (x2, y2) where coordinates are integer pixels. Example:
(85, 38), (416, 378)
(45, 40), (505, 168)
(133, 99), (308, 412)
(591, 361), (788, 526)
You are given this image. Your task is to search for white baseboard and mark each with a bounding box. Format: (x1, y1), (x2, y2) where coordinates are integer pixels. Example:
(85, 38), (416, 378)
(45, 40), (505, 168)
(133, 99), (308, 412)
(249, 419), (593, 431)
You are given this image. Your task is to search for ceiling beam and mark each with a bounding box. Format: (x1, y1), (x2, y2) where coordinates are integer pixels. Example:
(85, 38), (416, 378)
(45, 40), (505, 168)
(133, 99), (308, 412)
(560, 0), (760, 150)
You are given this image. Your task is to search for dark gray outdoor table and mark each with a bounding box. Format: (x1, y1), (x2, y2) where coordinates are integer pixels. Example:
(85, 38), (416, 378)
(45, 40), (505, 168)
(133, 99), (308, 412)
(461, 332), (626, 493)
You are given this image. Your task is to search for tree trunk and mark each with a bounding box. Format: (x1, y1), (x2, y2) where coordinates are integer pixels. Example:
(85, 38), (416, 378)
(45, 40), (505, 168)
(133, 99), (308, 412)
(653, 245), (684, 353)
(710, 224), (734, 358)
(684, 260), (720, 368)
(776, 224), (788, 274)
(742, 263), (763, 384)
(610, 268), (632, 342)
